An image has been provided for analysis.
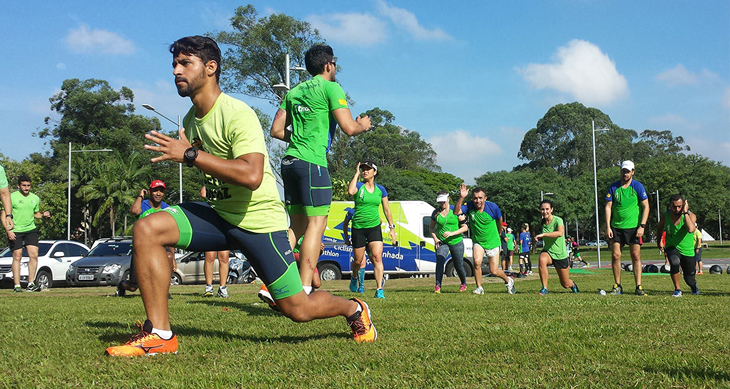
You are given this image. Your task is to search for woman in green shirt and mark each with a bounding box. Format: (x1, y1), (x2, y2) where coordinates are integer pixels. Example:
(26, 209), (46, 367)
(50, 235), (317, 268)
(534, 200), (578, 295)
(348, 161), (397, 299)
(429, 190), (468, 293)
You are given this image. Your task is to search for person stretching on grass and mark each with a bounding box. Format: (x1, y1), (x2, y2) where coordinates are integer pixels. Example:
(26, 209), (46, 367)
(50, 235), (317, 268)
(534, 200), (579, 295)
(105, 36), (376, 357)
(430, 190), (468, 293)
(656, 195), (699, 297)
(454, 183), (515, 295)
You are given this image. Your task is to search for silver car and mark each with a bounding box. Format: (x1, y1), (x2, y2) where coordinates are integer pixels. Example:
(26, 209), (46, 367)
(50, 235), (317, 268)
(171, 251), (253, 285)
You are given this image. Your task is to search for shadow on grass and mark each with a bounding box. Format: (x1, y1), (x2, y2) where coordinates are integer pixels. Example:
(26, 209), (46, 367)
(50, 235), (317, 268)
(643, 364), (730, 381)
(186, 299), (280, 317)
(86, 320), (349, 344)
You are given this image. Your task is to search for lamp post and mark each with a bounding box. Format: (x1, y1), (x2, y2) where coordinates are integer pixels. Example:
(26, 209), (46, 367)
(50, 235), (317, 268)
(67, 143), (112, 240)
(142, 104), (183, 204)
(655, 189), (660, 222)
(540, 191), (554, 201)
(592, 120), (609, 268)
(272, 53), (307, 93)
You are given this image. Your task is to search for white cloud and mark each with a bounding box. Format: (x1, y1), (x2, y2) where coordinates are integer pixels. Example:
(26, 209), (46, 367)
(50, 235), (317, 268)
(128, 80), (191, 126)
(685, 137), (730, 166)
(516, 39), (628, 105)
(648, 114), (701, 131)
(65, 24), (135, 55)
(56, 63), (66, 70)
(429, 130), (503, 184)
(307, 13), (387, 46)
(376, 0), (452, 41)
(656, 64), (721, 86)
(201, 6), (232, 31)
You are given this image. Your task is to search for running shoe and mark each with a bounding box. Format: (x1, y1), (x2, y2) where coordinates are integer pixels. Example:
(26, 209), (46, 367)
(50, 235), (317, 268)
(672, 289), (683, 298)
(348, 298), (377, 342)
(691, 286), (700, 295)
(506, 277), (516, 294)
(202, 285), (214, 297)
(115, 283), (126, 297)
(697, 270), (703, 275)
(357, 285), (364, 294)
(217, 287), (229, 298)
(257, 285), (278, 311)
(349, 277), (358, 292)
(539, 287), (549, 295)
(434, 285), (441, 294)
(611, 283), (623, 295)
(106, 320), (178, 357)
(570, 282), (579, 293)
(635, 285), (646, 296)
(459, 284), (467, 292)
(26, 283), (41, 292)
(13, 286), (22, 293)
(374, 288), (385, 299)
(473, 286), (484, 295)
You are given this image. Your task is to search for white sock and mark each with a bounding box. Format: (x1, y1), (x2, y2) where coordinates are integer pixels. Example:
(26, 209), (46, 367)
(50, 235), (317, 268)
(303, 285), (312, 295)
(152, 328), (173, 340)
(14, 284), (20, 288)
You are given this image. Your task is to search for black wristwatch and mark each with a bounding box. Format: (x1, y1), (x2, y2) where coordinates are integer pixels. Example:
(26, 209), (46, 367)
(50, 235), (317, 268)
(5, 214), (12, 219)
(183, 146), (199, 167)
(639, 223), (646, 228)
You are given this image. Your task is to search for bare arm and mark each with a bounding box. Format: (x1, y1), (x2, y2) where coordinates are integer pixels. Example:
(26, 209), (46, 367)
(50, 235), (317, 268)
(605, 201), (613, 239)
(145, 129), (265, 190)
(270, 108), (292, 142)
(453, 183), (468, 216)
(535, 224), (564, 240)
(343, 216), (352, 246)
(347, 163), (361, 196)
(636, 198), (650, 238)
(656, 213), (666, 251)
(0, 187), (12, 231)
(684, 200), (697, 233)
(130, 189), (146, 216)
(332, 109), (371, 136)
(381, 196), (397, 243)
(429, 219), (439, 244)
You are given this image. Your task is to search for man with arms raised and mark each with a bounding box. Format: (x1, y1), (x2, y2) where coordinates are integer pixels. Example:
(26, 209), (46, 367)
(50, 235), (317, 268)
(269, 44), (371, 299)
(605, 160), (650, 296)
(105, 36), (376, 357)
(454, 183), (515, 295)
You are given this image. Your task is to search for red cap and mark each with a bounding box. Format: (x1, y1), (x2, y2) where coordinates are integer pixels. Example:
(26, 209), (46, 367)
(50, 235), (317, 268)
(150, 180), (166, 189)
(502, 222), (508, 226)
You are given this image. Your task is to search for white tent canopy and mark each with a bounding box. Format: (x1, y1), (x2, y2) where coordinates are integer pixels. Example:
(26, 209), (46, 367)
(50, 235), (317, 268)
(702, 229), (715, 241)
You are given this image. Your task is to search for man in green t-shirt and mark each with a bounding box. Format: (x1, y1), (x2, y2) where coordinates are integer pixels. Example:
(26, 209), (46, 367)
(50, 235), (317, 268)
(270, 44), (371, 295)
(0, 164), (14, 232)
(656, 194), (699, 297)
(1, 175), (51, 292)
(604, 160), (650, 296)
(106, 36), (376, 357)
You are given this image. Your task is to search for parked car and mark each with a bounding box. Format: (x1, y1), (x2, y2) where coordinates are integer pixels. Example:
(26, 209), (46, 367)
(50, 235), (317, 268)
(586, 240), (608, 247)
(0, 240), (89, 289)
(171, 251), (253, 285)
(66, 238), (132, 286)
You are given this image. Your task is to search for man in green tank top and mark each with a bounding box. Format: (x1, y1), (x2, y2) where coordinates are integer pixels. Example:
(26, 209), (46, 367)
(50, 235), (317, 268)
(656, 194), (699, 297)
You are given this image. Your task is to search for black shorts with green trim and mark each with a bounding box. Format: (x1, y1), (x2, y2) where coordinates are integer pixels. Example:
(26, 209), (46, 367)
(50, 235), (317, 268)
(281, 156), (332, 216)
(163, 202), (302, 300)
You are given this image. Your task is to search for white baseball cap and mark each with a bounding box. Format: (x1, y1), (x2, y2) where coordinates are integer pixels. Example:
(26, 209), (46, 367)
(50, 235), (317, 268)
(436, 194), (449, 203)
(621, 160), (635, 171)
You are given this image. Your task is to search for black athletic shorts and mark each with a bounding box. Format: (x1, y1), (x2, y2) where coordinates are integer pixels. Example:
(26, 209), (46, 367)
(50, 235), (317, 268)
(351, 226), (382, 249)
(281, 156), (332, 216)
(10, 229), (39, 251)
(611, 226), (642, 246)
(543, 253), (570, 269)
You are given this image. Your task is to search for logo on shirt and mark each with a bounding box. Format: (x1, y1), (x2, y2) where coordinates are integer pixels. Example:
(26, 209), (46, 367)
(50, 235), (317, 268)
(295, 104), (311, 113)
(338, 99), (347, 106)
(606, 193), (612, 199)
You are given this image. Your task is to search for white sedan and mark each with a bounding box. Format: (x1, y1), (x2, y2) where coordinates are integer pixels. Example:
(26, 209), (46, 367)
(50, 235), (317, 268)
(0, 240), (89, 289)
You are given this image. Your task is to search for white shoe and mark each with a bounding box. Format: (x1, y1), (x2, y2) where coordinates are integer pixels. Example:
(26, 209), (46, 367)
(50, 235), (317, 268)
(473, 286), (484, 295)
(506, 278), (516, 294)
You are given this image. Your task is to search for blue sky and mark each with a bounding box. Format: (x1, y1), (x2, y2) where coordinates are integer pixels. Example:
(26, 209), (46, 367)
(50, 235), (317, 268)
(1, 0), (728, 184)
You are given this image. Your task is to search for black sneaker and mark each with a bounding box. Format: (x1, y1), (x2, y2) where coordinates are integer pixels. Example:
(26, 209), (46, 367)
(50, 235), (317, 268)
(115, 283), (126, 297)
(635, 285), (646, 296)
(611, 283), (623, 295)
(570, 282), (579, 293)
(13, 286), (22, 293)
(27, 283), (41, 292)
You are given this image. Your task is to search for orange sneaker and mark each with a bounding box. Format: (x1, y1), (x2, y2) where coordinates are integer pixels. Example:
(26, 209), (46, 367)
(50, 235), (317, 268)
(348, 298), (377, 342)
(106, 320), (178, 356)
(258, 284), (278, 311)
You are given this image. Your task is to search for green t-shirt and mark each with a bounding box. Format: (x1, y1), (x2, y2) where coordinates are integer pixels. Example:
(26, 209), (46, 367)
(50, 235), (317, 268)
(10, 191), (40, 233)
(182, 93), (288, 233)
(352, 182), (387, 230)
(281, 75), (349, 167)
(0, 164), (7, 189)
(541, 215), (567, 260)
(605, 180), (648, 229)
(506, 233), (515, 251)
(464, 201), (502, 250)
(693, 229), (702, 249)
(431, 208), (463, 245)
(664, 211), (695, 257)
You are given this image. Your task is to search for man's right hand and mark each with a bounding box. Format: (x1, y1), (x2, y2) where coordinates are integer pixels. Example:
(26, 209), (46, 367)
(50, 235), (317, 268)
(357, 115), (371, 132)
(139, 189), (148, 197)
(607, 228), (613, 239)
(6, 230), (15, 241)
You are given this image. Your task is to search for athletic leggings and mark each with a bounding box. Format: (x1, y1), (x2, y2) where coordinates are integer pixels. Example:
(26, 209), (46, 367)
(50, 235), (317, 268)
(435, 241), (466, 286)
(666, 247), (697, 288)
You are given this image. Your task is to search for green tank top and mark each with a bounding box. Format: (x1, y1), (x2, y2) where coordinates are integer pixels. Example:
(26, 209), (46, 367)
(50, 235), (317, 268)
(664, 211), (695, 256)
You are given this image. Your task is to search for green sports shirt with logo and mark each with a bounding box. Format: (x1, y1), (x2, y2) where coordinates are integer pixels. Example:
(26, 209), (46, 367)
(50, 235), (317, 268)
(664, 211), (695, 257)
(461, 201), (502, 250)
(431, 208), (463, 246)
(605, 179), (648, 229)
(506, 233), (515, 251)
(10, 191), (40, 233)
(352, 182), (387, 230)
(541, 215), (567, 260)
(182, 93), (288, 233)
(281, 75), (349, 167)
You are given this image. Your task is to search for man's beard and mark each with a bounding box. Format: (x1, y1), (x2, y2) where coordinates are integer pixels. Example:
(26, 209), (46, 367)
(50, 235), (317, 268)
(176, 71), (206, 97)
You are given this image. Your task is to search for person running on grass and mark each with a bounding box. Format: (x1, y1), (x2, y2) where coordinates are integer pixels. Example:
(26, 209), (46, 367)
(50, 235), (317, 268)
(657, 195), (700, 297)
(534, 200), (579, 295)
(605, 160), (650, 296)
(105, 36), (376, 357)
(430, 190), (469, 293)
(348, 160), (397, 299)
(454, 183), (515, 295)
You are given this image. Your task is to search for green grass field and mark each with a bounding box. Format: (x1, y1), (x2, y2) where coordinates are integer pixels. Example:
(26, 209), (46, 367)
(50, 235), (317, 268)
(1, 268), (729, 389)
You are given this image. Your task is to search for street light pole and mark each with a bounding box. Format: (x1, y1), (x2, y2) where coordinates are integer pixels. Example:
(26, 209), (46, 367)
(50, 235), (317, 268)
(67, 142), (112, 240)
(540, 191), (554, 201)
(592, 120), (609, 268)
(142, 104), (183, 203)
(273, 53), (307, 93)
